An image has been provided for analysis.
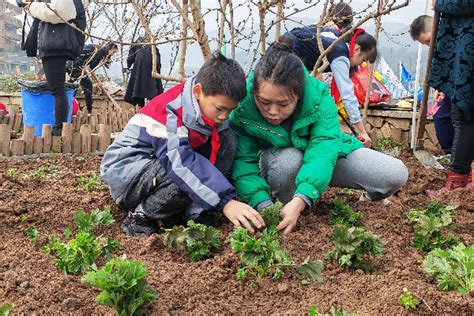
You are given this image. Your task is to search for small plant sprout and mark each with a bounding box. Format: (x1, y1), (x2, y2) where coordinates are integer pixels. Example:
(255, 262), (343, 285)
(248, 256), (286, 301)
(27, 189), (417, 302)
(20, 214), (28, 222)
(32, 166), (47, 179)
(307, 306), (355, 316)
(44, 207), (120, 275)
(330, 199), (363, 227)
(373, 138), (404, 157)
(229, 227), (323, 283)
(260, 202), (283, 228)
(337, 188), (358, 196)
(326, 225), (385, 273)
(25, 226), (39, 244)
(408, 201), (460, 252)
(6, 168), (17, 177)
(0, 304), (12, 316)
(398, 288), (419, 310)
(162, 220), (221, 261)
(76, 173), (108, 191)
(81, 257), (158, 316)
(423, 243), (473, 294)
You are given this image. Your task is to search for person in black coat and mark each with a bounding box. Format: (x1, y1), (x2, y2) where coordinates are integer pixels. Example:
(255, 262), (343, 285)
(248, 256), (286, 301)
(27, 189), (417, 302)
(69, 43), (118, 113)
(124, 41), (164, 107)
(22, 0), (86, 136)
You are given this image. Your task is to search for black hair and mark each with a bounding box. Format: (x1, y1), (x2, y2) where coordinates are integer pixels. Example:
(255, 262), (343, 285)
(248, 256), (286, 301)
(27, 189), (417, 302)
(105, 42), (118, 51)
(328, 2), (354, 30)
(348, 32), (378, 63)
(253, 40), (305, 101)
(195, 51), (247, 102)
(409, 15), (433, 41)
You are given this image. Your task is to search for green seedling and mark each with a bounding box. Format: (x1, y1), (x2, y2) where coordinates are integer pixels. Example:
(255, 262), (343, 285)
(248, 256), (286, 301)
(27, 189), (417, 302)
(374, 138), (404, 153)
(74, 206), (114, 232)
(63, 227), (74, 238)
(260, 202), (283, 228)
(408, 201), (460, 252)
(82, 257), (158, 316)
(423, 243), (473, 294)
(230, 227), (323, 283)
(398, 288), (419, 309)
(32, 166), (47, 179)
(75, 156), (85, 162)
(20, 214), (28, 222)
(44, 207), (120, 275)
(25, 226), (39, 244)
(0, 304), (12, 316)
(330, 199), (362, 227)
(162, 220), (221, 261)
(337, 188), (358, 196)
(76, 173), (108, 191)
(326, 225), (385, 273)
(6, 168), (17, 177)
(308, 306), (355, 316)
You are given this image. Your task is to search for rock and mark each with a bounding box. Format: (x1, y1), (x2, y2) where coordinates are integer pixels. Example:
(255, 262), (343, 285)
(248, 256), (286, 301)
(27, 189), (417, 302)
(277, 283), (289, 293)
(385, 118), (411, 131)
(380, 123), (392, 138)
(20, 281), (30, 288)
(368, 116), (384, 128)
(355, 269), (365, 275)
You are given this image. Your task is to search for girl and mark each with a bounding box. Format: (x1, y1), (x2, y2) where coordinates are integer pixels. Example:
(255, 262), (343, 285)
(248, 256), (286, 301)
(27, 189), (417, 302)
(230, 43), (408, 234)
(279, 25), (377, 147)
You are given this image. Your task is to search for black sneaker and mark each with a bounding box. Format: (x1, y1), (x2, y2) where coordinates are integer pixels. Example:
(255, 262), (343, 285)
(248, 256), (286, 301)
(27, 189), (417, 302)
(121, 212), (160, 237)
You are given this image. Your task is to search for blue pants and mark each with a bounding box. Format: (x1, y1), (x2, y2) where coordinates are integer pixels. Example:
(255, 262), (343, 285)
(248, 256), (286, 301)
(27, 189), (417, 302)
(433, 99), (454, 154)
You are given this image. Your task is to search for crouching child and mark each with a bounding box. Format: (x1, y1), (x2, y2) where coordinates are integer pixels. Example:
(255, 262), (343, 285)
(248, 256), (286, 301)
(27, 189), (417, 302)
(101, 53), (265, 236)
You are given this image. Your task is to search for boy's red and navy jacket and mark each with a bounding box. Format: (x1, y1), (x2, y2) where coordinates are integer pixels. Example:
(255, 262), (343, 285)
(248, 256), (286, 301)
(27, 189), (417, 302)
(100, 76), (236, 211)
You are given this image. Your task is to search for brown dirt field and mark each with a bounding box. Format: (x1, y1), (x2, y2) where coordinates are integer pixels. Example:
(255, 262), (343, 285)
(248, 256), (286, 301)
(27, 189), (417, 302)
(0, 150), (472, 315)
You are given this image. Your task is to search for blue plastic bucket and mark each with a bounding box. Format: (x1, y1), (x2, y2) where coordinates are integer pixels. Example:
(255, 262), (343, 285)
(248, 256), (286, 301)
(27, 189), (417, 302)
(21, 89), (75, 136)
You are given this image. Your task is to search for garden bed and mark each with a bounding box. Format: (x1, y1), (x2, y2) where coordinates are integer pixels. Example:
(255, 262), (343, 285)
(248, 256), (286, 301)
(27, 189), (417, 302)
(0, 150), (472, 314)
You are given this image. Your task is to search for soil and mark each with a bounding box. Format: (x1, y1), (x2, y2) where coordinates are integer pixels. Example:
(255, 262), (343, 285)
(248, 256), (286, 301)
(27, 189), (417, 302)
(0, 150), (473, 315)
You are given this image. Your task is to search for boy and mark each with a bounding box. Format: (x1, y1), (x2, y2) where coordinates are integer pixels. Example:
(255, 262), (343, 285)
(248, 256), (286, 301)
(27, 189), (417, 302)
(101, 52), (265, 236)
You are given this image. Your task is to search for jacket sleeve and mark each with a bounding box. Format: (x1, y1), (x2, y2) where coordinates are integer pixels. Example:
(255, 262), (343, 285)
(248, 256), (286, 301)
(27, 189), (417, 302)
(127, 46), (137, 69)
(331, 56), (362, 124)
(28, 0), (77, 24)
(231, 131), (272, 208)
(146, 123), (236, 212)
(294, 88), (347, 204)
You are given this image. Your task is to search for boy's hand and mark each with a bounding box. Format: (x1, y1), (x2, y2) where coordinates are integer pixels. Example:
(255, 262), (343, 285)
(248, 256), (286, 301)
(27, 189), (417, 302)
(277, 196), (306, 234)
(223, 200), (265, 233)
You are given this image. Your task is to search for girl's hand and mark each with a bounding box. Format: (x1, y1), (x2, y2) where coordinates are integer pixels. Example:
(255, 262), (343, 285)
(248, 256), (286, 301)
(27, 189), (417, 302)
(223, 200), (265, 233)
(277, 196), (306, 234)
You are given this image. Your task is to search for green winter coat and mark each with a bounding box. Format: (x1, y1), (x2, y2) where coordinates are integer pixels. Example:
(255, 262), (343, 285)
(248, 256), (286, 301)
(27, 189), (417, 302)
(230, 69), (363, 208)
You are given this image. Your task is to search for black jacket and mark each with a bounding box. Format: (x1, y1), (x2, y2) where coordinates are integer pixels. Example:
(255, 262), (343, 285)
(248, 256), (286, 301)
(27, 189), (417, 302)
(124, 45), (164, 105)
(37, 0), (87, 60)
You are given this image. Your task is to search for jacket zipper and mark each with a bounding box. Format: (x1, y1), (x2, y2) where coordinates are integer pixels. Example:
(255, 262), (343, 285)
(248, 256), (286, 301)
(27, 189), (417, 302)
(239, 120), (288, 140)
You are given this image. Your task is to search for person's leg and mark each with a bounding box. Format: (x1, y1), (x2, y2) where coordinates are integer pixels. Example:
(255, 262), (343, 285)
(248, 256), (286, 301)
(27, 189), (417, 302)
(120, 159), (192, 236)
(80, 78), (93, 113)
(259, 147), (304, 204)
(329, 148), (408, 200)
(42, 56), (69, 136)
(449, 104), (473, 175)
(433, 99), (454, 154)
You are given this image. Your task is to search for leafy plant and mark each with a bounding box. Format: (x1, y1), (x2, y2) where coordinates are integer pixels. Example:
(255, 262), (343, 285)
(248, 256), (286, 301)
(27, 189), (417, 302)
(423, 243), (473, 294)
(77, 173), (108, 191)
(6, 168), (17, 177)
(330, 199), (362, 227)
(326, 225), (385, 273)
(229, 227), (323, 283)
(0, 303), (12, 316)
(374, 138), (404, 153)
(32, 166), (47, 179)
(25, 226), (39, 244)
(20, 214), (28, 222)
(308, 306), (355, 316)
(337, 188), (358, 196)
(408, 201), (460, 252)
(81, 257), (158, 316)
(162, 220), (221, 261)
(74, 206), (114, 232)
(398, 288), (419, 309)
(44, 207), (120, 275)
(260, 202), (283, 228)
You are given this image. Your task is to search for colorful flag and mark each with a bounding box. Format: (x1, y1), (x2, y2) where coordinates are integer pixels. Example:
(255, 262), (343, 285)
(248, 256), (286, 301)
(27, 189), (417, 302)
(400, 62), (423, 101)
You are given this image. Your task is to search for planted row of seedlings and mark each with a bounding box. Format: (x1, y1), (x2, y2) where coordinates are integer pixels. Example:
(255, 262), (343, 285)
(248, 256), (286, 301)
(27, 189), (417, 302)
(22, 207), (157, 316)
(407, 201), (473, 295)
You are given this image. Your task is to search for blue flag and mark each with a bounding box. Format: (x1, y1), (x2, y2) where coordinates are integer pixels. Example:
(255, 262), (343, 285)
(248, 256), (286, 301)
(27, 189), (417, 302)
(400, 63), (423, 101)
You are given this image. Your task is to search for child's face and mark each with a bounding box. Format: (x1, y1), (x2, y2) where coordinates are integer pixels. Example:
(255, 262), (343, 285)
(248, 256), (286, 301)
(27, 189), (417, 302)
(349, 44), (373, 67)
(193, 84), (238, 125)
(254, 81), (298, 125)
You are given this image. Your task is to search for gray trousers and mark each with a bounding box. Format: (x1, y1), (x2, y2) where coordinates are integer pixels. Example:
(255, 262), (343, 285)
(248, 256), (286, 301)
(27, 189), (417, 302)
(259, 147), (408, 203)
